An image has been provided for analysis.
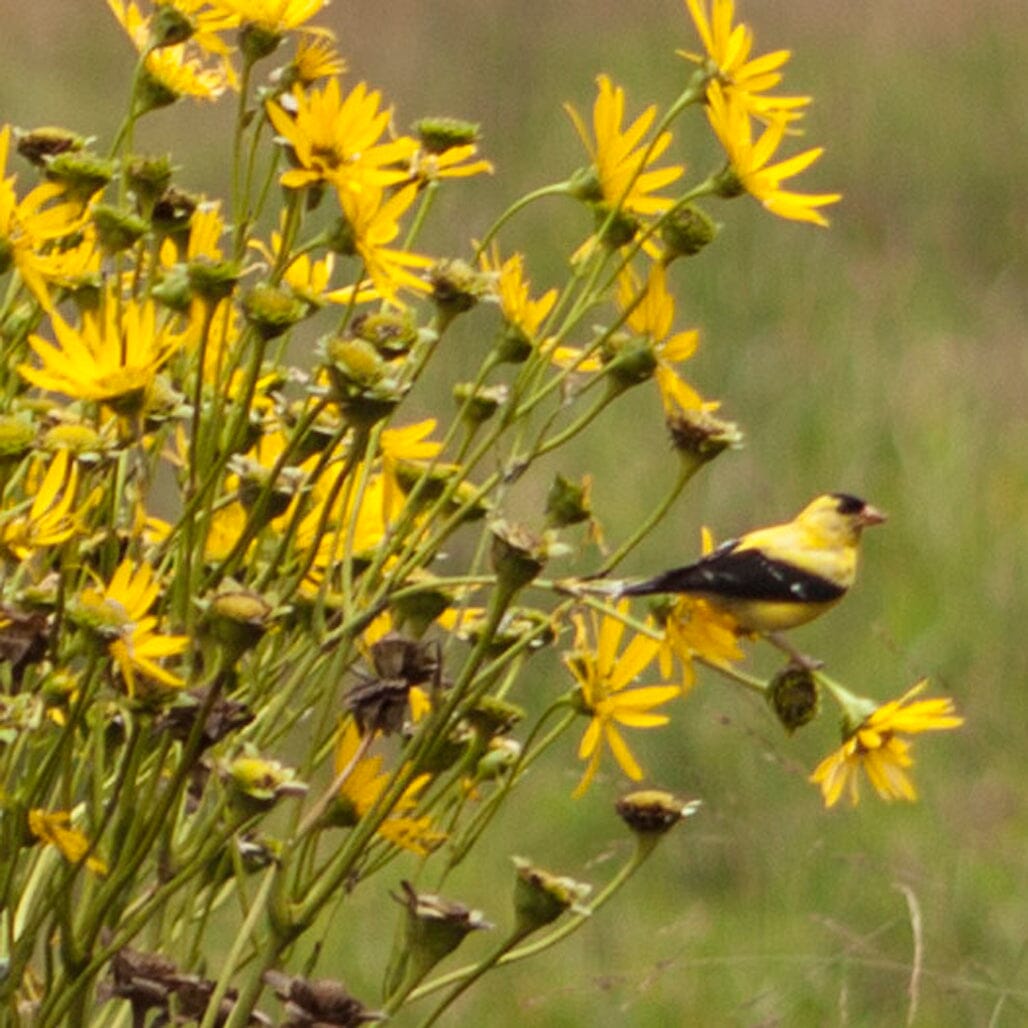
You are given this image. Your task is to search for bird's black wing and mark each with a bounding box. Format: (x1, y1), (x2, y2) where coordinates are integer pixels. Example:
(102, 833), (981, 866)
(621, 541), (846, 603)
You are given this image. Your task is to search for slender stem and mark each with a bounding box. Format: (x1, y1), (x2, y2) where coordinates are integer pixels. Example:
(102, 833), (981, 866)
(595, 453), (702, 576)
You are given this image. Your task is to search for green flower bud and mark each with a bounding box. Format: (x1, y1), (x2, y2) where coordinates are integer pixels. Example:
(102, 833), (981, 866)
(453, 381), (508, 425)
(150, 4), (194, 46)
(767, 665), (820, 734)
(545, 473), (593, 528)
(413, 117), (481, 155)
(0, 416), (35, 463)
(615, 790), (700, 836)
(15, 126), (86, 168)
(353, 310), (419, 359)
(224, 751), (306, 815)
(604, 335), (658, 389)
(567, 165), (603, 204)
(44, 151), (114, 204)
(429, 258), (489, 320)
(666, 405), (743, 462)
(322, 336), (410, 427)
(151, 186), (199, 239)
(593, 203), (639, 250)
(92, 204), (149, 255)
(126, 154), (176, 214)
(512, 858), (590, 935)
(493, 323), (533, 364)
(243, 282), (307, 341)
(204, 589), (275, 664)
(660, 203), (719, 258)
(400, 880), (491, 978)
(473, 737), (521, 781)
(490, 520), (546, 592)
(187, 258), (241, 303)
(240, 22), (283, 63)
(712, 165), (746, 200)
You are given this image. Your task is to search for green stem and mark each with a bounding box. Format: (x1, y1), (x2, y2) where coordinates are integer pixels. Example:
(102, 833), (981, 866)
(595, 452), (703, 576)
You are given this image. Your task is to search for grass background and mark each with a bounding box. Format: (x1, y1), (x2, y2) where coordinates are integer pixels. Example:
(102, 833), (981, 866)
(3, 1), (1027, 1023)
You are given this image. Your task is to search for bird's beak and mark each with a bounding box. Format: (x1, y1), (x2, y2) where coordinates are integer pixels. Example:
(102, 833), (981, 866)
(859, 504), (887, 527)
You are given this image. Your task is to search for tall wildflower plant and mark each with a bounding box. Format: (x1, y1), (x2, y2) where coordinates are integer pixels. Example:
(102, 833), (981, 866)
(0, 1), (961, 1024)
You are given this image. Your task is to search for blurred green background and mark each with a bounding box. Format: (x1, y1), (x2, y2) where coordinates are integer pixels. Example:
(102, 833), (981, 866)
(4, 1), (1026, 1024)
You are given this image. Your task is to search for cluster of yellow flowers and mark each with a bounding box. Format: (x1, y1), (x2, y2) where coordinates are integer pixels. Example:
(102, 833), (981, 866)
(0, 0), (961, 1023)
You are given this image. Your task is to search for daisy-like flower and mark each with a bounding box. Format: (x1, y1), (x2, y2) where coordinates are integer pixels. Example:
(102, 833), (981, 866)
(0, 126), (89, 309)
(0, 450), (87, 561)
(298, 472), (391, 597)
(19, 295), (193, 413)
(210, 0), (327, 34)
(333, 182), (434, 306)
(655, 597), (744, 691)
(565, 75), (684, 258)
(289, 31), (346, 85)
(810, 679), (964, 808)
(72, 559), (188, 696)
(27, 809), (107, 876)
(379, 419), (443, 519)
(333, 720), (446, 856)
(406, 119), (494, 184)
(565, 599), (679, 797)
(107, 1), (234, 105)
(617, 263), (703, 413)
(706, 81), (841, 226)
(652, 527), (744, 689)
(680, 0), (810, 120)
(479, 245), (557, 360)
(266, 79), (416, 192)
(566, 75), (684, 217)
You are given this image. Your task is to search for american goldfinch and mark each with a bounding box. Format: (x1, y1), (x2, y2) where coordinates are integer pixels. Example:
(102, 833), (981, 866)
(619, 493), (886, 638)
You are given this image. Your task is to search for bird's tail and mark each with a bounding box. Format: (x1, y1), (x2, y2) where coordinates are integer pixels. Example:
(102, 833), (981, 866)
(553, 576), (626, 600)
(617, 565), (705, 597)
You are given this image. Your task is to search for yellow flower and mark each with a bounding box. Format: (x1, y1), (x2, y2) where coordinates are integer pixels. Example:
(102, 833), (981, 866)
(480, 245), (558, 352)
(211, 0), (328, 33)
(655, 598), (744, 691)
(333, 720), (445, 856)
(20, 295), (192, 410)
(810, 680), (964, 808)
(380, 419), (443, 519)
(107, 0), (233, 103)
(618, 263), (703, 413)
(408, 143), (494, 184)
(680, 0), (810, 119)
(566, 75), (684, 217)
(565, 599), (679, 797)
(28, 809), (107, 876)
(0, 450), (87, 560)
(266, 79), (416, 191)
(75, 559), (188, 696)
(334, 182), (434, 306)
(290, 32), (346, 84)
(0, 125), (88, 309)
(706, 81), (841, 226)
(298, 471), (391, 597)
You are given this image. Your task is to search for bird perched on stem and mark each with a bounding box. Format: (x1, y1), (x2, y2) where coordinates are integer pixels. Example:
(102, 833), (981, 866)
(617, 493), (886, 665)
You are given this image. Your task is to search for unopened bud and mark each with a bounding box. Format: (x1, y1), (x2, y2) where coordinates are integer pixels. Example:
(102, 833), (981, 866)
(660, 203), (719, 258)
(92, 205), (149, 255)
(512, 858), (590, 935)
(16, 126), (85, 168)
(615, 790), (700, 836)
(666, 406), (743, 462)
(490, 520), (546, 592)
(243, 282), (307, 341)
(767, 665), (820, 734)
